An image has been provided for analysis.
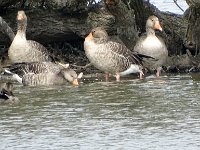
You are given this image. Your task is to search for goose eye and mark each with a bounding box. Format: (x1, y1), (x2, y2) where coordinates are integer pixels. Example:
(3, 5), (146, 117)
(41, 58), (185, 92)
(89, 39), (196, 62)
(92, 30), (95, 35)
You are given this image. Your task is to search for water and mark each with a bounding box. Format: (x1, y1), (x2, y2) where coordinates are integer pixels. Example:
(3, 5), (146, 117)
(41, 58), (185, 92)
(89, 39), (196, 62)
(150, 0), (188, 14)
(1, 74), (200, 149)
(0, 1), (194, 149)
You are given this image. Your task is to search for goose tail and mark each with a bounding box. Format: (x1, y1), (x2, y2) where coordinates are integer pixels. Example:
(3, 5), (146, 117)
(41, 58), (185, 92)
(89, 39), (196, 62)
(3, 69), (22, 84)
(12, 74), (23, 84)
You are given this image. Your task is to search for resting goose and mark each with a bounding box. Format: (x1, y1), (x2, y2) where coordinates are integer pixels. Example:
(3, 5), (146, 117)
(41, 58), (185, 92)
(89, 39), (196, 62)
(4, 62), (83, 86)
(84, 27), (151, 81)
(134, 15), (168, 77)
(8, 10), (52, 63)
(0, 82), (19, 104)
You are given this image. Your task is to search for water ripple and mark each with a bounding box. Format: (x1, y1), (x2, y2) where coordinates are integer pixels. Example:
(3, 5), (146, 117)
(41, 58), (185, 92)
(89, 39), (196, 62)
(1, 74), (200, 149)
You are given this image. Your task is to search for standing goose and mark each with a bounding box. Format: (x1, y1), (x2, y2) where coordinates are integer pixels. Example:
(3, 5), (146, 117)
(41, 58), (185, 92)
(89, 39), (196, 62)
(134, 15), (168, 77)
(84, 27), (149, 81)
(4, 62), (83, 86)
(8, 10), (52, 63)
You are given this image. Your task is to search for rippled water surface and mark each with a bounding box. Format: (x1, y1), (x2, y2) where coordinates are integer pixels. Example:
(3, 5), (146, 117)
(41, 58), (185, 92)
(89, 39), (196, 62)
(0, 1), (194, 149)
(1, 74), (200, 150)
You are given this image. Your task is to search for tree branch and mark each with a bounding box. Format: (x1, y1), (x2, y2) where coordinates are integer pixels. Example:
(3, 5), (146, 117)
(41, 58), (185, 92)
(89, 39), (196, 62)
(173, 0), (184, 12)
(0, 16), (15, 41)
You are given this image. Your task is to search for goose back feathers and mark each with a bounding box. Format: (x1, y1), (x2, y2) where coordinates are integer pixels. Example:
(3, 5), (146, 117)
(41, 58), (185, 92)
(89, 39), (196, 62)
(4, 62), (82, 86)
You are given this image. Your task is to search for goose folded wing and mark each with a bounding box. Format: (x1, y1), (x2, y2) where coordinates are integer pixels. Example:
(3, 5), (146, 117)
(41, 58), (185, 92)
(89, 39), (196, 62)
(106, 41), (144, 65)
(27, 40), (53, 61)
(4, 62), (61, 76)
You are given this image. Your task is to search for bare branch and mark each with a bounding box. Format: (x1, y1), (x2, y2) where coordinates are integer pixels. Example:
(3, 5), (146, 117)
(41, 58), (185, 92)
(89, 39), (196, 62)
(173, 0), (184, 12)
(0, 16), (15, 41)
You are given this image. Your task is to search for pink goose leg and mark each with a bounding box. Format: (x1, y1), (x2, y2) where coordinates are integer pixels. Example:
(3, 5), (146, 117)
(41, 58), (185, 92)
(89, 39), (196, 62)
(105, 72), (109, 82)
(115, 73), (120, 82)
(139, 70), (144, 79)
(156, 67), (162, 77)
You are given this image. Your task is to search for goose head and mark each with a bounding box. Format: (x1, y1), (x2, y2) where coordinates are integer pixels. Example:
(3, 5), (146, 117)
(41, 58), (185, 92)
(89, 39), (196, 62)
(146, 15), (162, 32)
(17, 10), (27, 23)
(62, 69), (83, 86)
(85, 27), (109, 44)
(17, 10), (27, 32)
(57, 62), (83, 86)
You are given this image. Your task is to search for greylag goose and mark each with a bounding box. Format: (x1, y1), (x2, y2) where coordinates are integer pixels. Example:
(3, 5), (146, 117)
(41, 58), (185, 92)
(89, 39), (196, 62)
(8, 10), (52, 63)
(84, 27), (151, 81)
(4, 62), (83, 86)
(0, 82), (19, 104)
(134, 15), (168, 77)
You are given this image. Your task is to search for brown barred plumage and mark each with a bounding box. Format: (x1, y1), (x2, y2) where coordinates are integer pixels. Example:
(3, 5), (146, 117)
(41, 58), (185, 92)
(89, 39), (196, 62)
(84, 27), (149, 81)
(4, 62), (82, 86)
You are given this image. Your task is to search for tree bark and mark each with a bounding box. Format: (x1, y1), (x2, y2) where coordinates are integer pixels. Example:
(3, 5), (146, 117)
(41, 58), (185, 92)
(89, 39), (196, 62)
(0, 0), (187, 50)
(0, 0), (18, 8)
(184, 0), (200, 55)
(0, 16), (14, 41)
(0, 10), (89, 44)
(1, 0), (199, 73)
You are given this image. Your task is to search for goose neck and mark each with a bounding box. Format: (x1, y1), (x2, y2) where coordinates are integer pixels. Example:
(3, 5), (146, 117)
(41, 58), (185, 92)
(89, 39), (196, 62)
(17, 20), (27, 38)
(146, 27), (155, 36)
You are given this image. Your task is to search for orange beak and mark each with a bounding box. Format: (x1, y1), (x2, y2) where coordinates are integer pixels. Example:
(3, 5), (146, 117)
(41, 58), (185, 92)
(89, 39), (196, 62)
(85, 32), (93, 40)
(154, 21), (162, 31)
(72, 79), (79, 86)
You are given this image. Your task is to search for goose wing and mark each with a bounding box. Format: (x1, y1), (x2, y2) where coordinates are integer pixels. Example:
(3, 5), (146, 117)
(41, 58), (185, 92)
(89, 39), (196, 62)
(6, 62), (60, 77)
(27, 40), (53, 61)
(106, 41), (143, 65)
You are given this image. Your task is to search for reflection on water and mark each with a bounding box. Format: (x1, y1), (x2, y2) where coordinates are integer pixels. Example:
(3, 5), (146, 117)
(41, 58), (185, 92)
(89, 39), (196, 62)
(1, 74), (200, 149)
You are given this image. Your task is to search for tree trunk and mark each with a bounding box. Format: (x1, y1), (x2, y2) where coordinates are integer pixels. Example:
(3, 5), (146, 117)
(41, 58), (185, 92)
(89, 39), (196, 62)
(1, 0), (199, 73)
(0, 10), (89, 45)
(184, 0), (200, 55)
(0, 0), (186, 49)
(0, 0), (18, 8)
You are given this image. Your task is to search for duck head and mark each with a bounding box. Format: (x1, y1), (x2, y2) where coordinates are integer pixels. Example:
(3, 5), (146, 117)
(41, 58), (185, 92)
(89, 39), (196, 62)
(0, 82), (14, 96)
(85, 27), (109, 44)
(146, 15), (162, 32)
(0, 82), (19, 104)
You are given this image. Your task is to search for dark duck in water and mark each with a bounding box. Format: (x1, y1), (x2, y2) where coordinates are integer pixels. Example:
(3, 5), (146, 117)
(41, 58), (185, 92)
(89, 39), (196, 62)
(0, 82), (19, 104)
